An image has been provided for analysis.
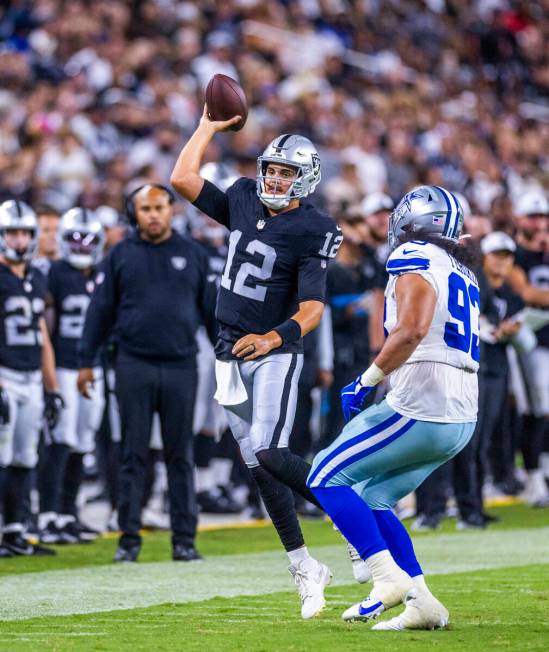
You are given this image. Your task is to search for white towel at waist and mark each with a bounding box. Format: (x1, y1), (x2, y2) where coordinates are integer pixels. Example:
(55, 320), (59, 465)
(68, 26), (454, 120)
(214, 359), (248, 406)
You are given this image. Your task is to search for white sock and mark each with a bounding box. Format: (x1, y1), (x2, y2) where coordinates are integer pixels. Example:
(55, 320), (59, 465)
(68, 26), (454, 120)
(211, 458), (233, 487)
(412, 574), (430, 591)
(287, 546), (312, 566)
(195, 467), (214, 493)
(366, 550), (408, 584)
(56, 514), (75, 528)
(38, 511), (57, 531)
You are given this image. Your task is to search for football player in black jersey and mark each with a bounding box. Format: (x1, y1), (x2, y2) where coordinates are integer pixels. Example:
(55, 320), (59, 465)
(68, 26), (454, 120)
(191, 162), (250, 516)
(0, 200), (62, 557)
(39, 208), (106, 543)
(508, 192), (549, 507)
(171, 107), (341, 618)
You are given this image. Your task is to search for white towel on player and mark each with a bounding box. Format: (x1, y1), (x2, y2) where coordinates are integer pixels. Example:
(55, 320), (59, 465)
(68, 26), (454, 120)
(214, 360), (248, 406)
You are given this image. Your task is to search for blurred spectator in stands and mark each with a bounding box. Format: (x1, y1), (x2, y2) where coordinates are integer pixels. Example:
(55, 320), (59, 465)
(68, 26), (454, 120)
(36, 128), (95, 211)
(95, 205), (126, 253)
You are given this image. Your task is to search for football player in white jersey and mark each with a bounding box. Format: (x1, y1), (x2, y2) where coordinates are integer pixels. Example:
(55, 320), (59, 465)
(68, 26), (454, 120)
(307, 185), (479, 630)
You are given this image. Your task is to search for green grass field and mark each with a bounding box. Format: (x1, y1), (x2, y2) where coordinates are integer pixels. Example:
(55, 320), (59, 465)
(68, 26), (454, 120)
(0, 505), (548, 651)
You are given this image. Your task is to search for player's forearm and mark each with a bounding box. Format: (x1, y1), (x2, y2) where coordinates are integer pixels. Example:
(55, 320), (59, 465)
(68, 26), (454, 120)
(519, 285), (549, 307)
(371, 273), (435, 376)
(291, 300), (324, 337)
(264, 302), (324, 352)
(170, 123), (215, 200)
(368, 289), (386, 355)
(509, 266), (549, 307)
(40, 322), (58, 392)
(373, 325), (425, 376)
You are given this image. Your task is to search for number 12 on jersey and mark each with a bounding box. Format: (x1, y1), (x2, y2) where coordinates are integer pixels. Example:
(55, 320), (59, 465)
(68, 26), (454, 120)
(444, 272), (480, 362)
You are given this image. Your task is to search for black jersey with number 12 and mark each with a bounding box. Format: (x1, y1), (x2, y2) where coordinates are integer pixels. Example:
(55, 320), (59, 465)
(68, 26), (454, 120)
(193, 178), (341, 360)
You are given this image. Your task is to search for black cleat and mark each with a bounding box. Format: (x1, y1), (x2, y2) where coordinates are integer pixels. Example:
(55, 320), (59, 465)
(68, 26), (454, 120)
(73, 519), (101, 540)
(3, 533), (56, 556)
(411, 514), (441, 531)
(197, 488), (243, 514)
(113, 545), (140, 562)
(172, 545), (203, 562)
(456, 513), (487, 530)
(41, 520), (82, 545)
(40, 521), (64, 545)
(61, 521), (94, 543)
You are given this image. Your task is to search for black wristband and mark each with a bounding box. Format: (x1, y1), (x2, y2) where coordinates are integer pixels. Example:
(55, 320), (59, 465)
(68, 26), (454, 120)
(273, 318), (302, 346)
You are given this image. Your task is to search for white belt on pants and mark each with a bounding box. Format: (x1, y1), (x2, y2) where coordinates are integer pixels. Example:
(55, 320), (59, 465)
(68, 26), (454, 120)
(0, 366), (42, 384)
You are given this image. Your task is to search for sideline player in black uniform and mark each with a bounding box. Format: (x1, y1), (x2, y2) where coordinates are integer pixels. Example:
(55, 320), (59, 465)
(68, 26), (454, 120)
(508, 192), (549, 506)
(39, 207), (106, 543)
(171, 107), (341, 618)
(0, 200), (62, 557)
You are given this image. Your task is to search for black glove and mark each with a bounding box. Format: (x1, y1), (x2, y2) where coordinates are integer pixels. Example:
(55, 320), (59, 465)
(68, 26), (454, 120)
(44, 392), (65, 430)
(0, 387), (10, 426)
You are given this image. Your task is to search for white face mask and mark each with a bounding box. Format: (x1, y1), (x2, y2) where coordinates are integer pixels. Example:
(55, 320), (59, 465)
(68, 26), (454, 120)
(259, 192), (292, 210)
(68, 253), (94, 269)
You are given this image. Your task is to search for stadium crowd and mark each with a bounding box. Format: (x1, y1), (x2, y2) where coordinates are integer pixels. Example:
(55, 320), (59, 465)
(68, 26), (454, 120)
(0, 0), (548, 555)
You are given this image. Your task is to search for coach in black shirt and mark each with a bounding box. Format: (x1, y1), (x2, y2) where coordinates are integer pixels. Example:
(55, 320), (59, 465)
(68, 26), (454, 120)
(78, 184), (216, 562)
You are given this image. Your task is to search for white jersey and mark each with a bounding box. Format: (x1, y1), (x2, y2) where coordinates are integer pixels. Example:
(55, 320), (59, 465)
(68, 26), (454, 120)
(384, 241), (479, 422)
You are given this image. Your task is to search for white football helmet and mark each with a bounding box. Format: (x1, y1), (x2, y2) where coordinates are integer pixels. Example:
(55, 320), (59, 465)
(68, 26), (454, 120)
(256, 134), (321, 210)
(0, 199), (39, 262)
(59, 207), (105, 269)
(200, 162), (239, 192)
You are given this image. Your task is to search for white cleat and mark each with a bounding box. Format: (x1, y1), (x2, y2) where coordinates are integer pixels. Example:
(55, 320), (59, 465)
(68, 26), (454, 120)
(342, 574), (414, 622)
(346, 543), (372, 584)
(372, 588), (449, 631)
(289, 559), (333, 619)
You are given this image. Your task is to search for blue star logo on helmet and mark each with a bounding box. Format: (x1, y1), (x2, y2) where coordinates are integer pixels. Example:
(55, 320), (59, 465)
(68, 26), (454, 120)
(402, 190), (424, 212)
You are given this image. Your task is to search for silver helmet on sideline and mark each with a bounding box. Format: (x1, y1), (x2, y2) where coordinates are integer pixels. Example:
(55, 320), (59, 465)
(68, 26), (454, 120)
(59, 207), (105, 269)
(0, 199), (39, 262)
(388, 185), (464, 250)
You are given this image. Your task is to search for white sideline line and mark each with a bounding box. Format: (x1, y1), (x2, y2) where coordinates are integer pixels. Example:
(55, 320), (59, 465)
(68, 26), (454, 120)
(0, 527), (548, 622)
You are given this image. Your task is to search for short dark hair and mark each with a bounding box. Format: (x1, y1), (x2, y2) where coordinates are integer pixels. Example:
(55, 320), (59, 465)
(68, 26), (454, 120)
(36, 205), (60, 218)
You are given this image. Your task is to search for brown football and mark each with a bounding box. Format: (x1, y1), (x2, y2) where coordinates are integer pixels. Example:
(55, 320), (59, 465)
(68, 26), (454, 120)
(205, 74), (248, 131)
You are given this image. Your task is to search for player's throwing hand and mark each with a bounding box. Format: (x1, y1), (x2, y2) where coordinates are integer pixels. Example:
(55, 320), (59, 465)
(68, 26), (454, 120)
(199, 104), (242, 133)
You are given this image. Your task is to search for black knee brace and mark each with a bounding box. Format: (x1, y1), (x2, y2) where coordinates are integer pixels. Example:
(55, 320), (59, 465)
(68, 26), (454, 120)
(255, 447), (322, 510)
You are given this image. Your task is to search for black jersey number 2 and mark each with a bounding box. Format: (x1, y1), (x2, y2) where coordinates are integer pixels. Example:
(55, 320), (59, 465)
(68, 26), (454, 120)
(4, 296), (44, 346)
(220, 230), (276, 302)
